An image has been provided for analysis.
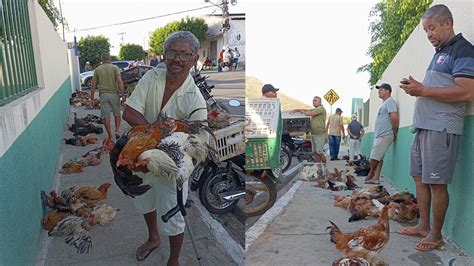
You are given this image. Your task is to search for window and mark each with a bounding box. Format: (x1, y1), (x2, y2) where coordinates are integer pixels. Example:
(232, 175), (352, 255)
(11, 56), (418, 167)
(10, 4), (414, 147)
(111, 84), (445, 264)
(0, 0), (38, 106)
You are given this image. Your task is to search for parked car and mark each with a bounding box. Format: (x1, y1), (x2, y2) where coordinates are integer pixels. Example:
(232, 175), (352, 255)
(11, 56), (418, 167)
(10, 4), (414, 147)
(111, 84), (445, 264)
(112, 60), (135, 71)
(80, 61), (136, 89)
(79, 71), (94, 89)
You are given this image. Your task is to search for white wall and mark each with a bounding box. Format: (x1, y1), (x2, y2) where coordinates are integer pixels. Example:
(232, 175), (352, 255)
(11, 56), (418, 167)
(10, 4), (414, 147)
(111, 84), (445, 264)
(366, 0), (474, 132)
(0, 0), (70, 157)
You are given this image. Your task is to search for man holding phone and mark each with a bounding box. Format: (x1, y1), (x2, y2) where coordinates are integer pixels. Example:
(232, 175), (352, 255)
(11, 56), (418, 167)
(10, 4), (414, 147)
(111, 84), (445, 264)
(398, 4), (474, 252)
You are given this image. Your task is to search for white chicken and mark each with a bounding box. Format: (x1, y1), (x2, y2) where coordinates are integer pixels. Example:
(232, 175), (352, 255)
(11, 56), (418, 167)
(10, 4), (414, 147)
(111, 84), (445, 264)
(92, 204), (120, 225)
(137, 132), (216, 189)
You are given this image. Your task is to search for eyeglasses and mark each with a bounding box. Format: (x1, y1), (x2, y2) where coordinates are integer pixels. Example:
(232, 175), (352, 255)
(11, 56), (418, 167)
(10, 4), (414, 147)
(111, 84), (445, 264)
(164, 50), (194, 61)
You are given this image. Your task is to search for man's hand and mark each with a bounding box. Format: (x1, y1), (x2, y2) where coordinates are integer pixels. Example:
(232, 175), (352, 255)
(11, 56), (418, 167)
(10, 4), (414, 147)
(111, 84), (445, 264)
(400, 75), (425, 96)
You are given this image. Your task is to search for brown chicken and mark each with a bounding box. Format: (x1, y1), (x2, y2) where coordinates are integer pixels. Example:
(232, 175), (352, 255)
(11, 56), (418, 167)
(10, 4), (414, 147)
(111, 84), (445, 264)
(116, 116), (177, 169)
(73, 183), (112, 206)
(43, 210), (70, 230)
(388, 200), (419, 223)
(116, 115), (211, 169)
(59, 161), (84, 174)
(327, 205), (390, 262)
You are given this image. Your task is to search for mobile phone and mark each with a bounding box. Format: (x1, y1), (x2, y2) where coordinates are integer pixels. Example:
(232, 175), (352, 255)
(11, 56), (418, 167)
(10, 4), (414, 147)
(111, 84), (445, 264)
(400, 80), (410, 85)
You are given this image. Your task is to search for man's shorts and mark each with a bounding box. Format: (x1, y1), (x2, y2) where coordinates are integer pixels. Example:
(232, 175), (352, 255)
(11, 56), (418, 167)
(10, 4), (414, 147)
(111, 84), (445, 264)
(410, 129), (460, 184)
(132, 174), (188, 236)
(99, 93), (121, 117)
(370, 135), (394, 161)
(311, 133), (326, 153)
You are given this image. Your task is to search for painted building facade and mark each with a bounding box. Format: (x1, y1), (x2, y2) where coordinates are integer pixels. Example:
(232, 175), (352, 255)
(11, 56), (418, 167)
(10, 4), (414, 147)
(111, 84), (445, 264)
(0, 1), (72, 264)
(199, 13), (245, 69)
(359, 0), (474, 255)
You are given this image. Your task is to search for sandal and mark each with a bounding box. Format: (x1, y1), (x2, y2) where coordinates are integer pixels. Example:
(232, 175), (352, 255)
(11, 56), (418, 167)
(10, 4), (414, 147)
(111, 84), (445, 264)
(397, 227), (427, 238)
(115, 131), (120, 140)
(136, 241), (159, 261)
(364, 180), (380, 184)
(415, 238), (445, 251)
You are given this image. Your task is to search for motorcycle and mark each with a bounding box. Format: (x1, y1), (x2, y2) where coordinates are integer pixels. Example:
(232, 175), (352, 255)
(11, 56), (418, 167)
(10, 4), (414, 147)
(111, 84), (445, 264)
(190, 71), (278, 217)
(282, 133), (314, 162)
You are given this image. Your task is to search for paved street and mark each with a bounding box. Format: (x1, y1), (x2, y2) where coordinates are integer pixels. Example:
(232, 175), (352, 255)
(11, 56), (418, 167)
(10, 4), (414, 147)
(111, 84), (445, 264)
(245, 146), (474, 265)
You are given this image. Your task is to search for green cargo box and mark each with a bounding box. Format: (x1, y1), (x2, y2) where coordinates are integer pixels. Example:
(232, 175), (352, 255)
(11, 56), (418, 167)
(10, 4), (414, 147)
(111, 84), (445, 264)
(245, 104), (282, 170)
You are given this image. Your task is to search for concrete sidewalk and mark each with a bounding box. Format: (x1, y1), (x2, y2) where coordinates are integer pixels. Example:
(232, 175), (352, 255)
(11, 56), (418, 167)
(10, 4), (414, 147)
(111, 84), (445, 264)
(34, 106), (240, 266)
(245, 158), (473, 265)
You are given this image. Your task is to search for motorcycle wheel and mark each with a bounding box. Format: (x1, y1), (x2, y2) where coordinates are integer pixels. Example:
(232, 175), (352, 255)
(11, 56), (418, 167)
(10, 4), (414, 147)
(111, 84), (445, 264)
(279, 145), (292, 173)
(245, 170), (277, 217)
(199, 167), (241, 215)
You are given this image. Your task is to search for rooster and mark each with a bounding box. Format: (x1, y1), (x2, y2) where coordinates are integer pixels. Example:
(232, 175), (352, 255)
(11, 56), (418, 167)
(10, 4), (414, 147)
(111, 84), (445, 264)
(327, 205), (390, 262)
(111, 114), (214, 197)
(48, 215), (94, 254)
(136, 132), (218, 189)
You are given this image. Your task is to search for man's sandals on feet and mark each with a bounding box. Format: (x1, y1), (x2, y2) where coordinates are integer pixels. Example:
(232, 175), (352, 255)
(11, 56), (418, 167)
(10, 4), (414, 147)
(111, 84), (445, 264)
(136, 241), (160, 261)
(397, 227), (444, 252)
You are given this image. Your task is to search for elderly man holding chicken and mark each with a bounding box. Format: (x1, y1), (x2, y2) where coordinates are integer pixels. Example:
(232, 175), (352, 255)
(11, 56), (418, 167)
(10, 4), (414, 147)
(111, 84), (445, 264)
(121, 31), (208, 264)
(399, 4), (474, 252)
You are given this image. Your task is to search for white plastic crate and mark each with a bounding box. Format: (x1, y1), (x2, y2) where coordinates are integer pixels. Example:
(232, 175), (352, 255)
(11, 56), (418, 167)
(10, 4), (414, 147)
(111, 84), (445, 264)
(245, 98), (280, 138)
(210, 121), (245, 161)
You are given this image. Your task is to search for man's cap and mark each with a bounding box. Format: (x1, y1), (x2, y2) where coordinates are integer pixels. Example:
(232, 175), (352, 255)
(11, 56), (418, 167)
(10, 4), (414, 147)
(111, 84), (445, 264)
(86, 61), (90, 64)
(336, 108), (342, 113)
(262, 84), (279, 94)
(351, 114), (357, 120)
(376, 83), (392, 93)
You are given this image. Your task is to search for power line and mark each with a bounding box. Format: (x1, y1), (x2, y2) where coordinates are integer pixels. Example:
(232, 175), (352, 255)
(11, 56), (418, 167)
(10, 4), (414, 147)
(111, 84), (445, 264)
(66, 5), (220, 33)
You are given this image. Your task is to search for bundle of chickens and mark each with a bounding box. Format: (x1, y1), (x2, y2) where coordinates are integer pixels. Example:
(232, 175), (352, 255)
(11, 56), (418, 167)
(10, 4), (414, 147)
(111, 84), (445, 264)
(327, 205), (390, 265)
(346, 155), (371, 177)
(69, 91), (99, 109)
(64, 135), (98, 146)
(59, 146), (104, 174)
(333, 186), (419, 223)
(207, 107), (231, 130)
(110, 113), (218, 198)
(81, 114), (104, 124)
(69, 123), (103, 137)
(304, 166), (359, 191)
(40, 183), (118, 254)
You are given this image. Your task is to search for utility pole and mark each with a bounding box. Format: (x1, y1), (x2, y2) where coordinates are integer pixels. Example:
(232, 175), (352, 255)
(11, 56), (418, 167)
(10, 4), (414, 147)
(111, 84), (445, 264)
(118, 32), (126, 46)
(58, 0), (65, 41)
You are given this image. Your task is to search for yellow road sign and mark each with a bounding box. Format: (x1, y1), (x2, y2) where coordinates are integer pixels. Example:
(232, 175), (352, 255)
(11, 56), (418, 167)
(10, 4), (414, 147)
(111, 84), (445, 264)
(324, 89), (340, 105)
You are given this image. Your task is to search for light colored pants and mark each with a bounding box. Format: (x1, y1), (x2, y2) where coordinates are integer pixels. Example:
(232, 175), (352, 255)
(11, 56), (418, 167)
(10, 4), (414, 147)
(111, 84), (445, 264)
(349, 138), (361, 160)
(311, 133), (326, 153)
(370, 135), (394, 161)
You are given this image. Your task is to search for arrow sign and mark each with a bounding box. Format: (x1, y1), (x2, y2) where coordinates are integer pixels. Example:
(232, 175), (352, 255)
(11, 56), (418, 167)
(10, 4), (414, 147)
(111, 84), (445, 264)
(324, 89), (340, 105)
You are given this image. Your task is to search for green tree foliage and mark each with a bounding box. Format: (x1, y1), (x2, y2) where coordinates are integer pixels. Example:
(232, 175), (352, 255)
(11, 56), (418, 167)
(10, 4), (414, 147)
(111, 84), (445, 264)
(149, 17), (208, 55)
(38, 0), (66, 30)
(77, 35), (110, 68)
(358, 0), (432, 85)
(119, 44), (146, 60)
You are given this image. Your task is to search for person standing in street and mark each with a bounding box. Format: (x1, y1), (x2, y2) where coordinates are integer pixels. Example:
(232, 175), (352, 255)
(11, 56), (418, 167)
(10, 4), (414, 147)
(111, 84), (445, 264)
(84, 61), (93, 72)
(218, 49), (225, 72)
(294, 96), (327, 161)
(326, 108), (345, 160)
(149, 55), (159, 67)
(347, 114), (364, 161)
(123, 31), (208, 264)
(398, 4), (474, 252)
(90, 53), (125, 141)
(365, 83), (398, 184)
(232, 47), (240, 70)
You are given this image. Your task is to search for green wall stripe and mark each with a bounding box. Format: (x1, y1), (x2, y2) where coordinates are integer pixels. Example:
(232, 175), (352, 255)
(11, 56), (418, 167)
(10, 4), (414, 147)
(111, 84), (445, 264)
(0, 77), (71, 265)
(361, 116), (474, 256)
